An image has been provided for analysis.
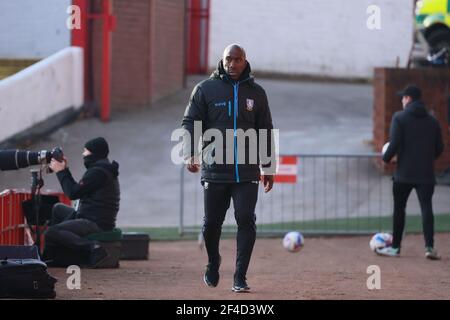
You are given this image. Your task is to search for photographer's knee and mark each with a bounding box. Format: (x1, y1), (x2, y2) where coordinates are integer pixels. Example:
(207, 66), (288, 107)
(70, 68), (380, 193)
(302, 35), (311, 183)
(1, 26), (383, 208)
(52, 203), (65, 215)
(45, 226), (60, 241)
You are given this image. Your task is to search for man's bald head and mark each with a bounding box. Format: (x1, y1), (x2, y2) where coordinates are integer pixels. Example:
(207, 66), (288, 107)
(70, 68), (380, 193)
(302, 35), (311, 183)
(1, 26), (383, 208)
(222, 44), (247, 80)
(223, 44), (246, 60)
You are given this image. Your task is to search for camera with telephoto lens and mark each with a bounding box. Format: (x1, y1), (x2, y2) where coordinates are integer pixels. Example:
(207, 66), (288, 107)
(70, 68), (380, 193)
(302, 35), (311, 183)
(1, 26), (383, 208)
(0, 147), (64, 171)
(38, 147), (64, 173)
(37, 147), (64, 164)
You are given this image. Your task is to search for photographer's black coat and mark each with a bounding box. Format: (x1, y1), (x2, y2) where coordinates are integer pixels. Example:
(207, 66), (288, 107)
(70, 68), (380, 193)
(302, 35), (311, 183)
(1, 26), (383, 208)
(56, 159), (120, 231)
(182, 61), (275, 183)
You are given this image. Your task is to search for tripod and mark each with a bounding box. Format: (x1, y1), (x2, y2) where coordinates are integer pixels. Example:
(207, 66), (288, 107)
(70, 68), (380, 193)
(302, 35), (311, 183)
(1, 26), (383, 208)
(30, 169), (44, 256)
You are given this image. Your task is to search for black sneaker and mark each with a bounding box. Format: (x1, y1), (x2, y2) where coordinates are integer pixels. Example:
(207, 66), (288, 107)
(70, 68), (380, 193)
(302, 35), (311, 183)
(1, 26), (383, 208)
(203, 255), (221, 288)
(232, 276), (251, 293)
(89, 245), (108, 268)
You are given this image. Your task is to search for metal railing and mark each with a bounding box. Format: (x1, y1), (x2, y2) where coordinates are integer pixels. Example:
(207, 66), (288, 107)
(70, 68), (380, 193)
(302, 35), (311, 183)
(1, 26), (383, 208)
(179, 154), (450, 237)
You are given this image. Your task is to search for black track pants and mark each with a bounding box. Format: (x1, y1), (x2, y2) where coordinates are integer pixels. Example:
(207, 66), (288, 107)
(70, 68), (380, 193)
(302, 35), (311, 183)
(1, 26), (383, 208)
(202, 182), (258, 279)
(392, 182), (435, 249)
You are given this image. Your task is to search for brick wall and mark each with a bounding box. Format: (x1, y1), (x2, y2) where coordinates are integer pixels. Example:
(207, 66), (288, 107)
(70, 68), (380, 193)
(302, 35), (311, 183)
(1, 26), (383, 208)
(90, 0), (186, 110)
(149, 0), (186, 103)
(111, 0), (152, 107)
(373, 68), (450, 173)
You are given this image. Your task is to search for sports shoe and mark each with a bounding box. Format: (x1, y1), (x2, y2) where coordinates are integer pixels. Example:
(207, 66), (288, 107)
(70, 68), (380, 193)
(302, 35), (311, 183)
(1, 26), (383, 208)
(231, 276), (251, 293)
(425, 247), (441, 260)
(89, 244), (108, 268)
(203, 255), (221, 287)
(375, 246), (400, 257)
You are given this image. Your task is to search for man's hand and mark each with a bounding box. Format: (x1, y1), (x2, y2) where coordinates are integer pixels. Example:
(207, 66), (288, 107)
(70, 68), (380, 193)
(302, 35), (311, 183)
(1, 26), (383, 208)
(49, 158), (66, 173)
(186, 156), (200, 173)
(62, 156), (69, 168)
(388, 155), (397, 164)
(262, 175), (274, 193)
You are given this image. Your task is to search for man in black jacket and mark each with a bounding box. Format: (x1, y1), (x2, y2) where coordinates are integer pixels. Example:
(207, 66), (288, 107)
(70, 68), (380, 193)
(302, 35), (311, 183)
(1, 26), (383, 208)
(377, 85), (444, 259)
(182, 44), (276, 292)
(42, 137), (120, 267)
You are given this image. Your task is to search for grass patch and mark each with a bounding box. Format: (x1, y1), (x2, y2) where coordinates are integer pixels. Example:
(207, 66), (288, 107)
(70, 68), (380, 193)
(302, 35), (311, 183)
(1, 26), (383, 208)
(121, 213), (450, 241)
(258, 213), (450, 233)
(120, 227), (189, 241)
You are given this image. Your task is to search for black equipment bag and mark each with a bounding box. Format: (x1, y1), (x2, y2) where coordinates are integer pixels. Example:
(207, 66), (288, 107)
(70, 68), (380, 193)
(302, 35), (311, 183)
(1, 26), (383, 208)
(0, 259), (57, 299)
(0, 246), (57, 299)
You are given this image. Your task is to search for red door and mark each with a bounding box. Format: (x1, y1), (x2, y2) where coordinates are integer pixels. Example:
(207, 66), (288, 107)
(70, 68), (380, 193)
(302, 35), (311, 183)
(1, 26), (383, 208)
(187, 0), (210, 74)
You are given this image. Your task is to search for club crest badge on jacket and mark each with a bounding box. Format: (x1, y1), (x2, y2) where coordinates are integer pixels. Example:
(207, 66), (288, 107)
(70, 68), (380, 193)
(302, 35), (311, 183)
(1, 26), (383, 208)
(246, 99), (254, 111)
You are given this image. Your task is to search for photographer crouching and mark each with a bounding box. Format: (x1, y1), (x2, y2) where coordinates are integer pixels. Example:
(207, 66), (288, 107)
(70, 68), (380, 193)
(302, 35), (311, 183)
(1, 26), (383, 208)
(43, 137), (120, 268)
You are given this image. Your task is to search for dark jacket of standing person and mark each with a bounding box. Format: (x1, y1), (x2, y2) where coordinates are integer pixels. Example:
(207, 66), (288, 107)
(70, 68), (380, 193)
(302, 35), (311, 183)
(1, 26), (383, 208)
(182, 61), (274, 183)
(383, 100), (444, 184)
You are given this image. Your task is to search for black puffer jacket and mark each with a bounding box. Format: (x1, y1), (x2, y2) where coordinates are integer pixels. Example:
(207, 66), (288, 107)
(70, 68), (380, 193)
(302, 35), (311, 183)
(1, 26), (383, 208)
(182, 61), (275, 183)
(383, 100), (444, 184)
(56, 159), (120, 231)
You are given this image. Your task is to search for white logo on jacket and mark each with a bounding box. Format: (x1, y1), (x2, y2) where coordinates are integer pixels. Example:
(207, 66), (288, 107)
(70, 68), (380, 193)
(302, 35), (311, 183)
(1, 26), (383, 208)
(246, 99), (254, 111)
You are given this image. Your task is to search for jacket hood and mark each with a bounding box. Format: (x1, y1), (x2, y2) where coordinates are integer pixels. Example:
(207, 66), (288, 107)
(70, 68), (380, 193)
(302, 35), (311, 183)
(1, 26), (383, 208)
(91, 158), (119, 177)
(405, 100), (428, 118)
(211, 60), (253, 83)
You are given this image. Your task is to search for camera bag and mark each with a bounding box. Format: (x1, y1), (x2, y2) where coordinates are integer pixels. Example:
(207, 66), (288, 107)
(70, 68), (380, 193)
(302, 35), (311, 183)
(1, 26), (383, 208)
(0, 246), (57, 299)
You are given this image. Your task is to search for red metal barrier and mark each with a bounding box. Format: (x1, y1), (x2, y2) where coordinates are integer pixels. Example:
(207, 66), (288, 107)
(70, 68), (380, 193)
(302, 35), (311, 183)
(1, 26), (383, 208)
(0, 189), (71, 247)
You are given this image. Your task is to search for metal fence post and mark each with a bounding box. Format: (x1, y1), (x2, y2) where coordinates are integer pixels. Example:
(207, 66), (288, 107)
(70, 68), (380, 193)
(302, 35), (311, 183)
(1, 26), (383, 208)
(179, 165), (185, 236)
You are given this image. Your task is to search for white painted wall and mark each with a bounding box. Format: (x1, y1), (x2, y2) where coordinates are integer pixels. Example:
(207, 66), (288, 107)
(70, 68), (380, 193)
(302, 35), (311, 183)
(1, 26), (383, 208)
(209, 0), (414, 79)
(0, 0), (71, 58)
(0, 47), (83, 142)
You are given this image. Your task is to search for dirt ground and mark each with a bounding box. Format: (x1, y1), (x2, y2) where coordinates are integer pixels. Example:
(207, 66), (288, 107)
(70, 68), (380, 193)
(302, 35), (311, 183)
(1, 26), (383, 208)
(49, 233), (450, 300)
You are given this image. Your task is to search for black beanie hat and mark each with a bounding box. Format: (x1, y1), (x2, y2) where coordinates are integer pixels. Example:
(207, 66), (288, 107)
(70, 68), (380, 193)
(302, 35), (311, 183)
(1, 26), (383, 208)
(84, 137), (109, 159)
